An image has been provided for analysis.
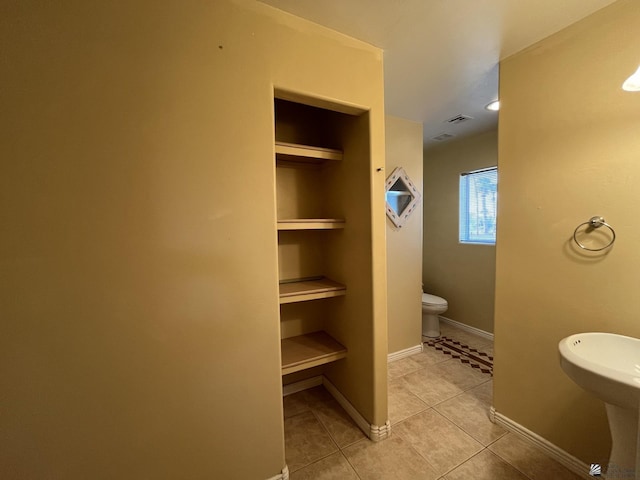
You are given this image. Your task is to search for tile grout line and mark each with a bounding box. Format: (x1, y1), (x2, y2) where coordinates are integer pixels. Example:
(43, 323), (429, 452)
(437, 446), (489, 479)
(340, 446), (366, 480)
(487, 440), (540, 480)
(286, 404), (341, 475)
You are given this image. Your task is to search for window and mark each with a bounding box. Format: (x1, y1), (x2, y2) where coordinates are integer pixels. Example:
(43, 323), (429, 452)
(459, 167), (497, 244)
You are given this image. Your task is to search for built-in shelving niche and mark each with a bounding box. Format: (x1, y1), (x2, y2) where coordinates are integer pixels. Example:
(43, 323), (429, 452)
(275, 98), (352, 379)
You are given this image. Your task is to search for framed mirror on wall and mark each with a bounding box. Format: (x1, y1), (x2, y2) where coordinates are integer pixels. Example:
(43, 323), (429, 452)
(385, 167), (421, 228)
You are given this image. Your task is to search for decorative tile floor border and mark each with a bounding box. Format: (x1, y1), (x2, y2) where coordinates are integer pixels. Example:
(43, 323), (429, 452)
(424, 336), (493, 376)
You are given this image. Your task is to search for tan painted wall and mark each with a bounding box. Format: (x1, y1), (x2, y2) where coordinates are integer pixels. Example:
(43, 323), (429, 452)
(423, 131), (497, 333)
(386, 116), (424, 354)
(495, 0), (640, 465)
(0, 1), (386, 479)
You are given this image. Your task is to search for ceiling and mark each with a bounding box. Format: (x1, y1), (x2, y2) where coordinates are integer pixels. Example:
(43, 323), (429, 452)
(259, 0), (617, 148)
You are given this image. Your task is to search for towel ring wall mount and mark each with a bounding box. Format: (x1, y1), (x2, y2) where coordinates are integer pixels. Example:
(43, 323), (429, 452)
(572, 216), (616, 251)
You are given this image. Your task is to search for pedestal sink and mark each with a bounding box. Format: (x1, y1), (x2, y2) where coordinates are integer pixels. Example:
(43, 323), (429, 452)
(559, 332), (640, 480)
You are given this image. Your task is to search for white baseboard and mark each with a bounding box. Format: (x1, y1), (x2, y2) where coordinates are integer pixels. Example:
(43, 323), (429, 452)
(440, 316), (494, 342)
(282, 376), (323, 396)
(322, 376), (390, 441)
(283, 375), (391, 442)
(490, 407), (592, 479)
(265, 465), (289, 480)
(368, 420), (391, 441)
(388, 344), (423, 363)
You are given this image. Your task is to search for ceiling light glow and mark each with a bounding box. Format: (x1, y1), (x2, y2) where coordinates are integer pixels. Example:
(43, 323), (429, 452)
(623, 66), (640, 92)
(485, 100), (500, 111)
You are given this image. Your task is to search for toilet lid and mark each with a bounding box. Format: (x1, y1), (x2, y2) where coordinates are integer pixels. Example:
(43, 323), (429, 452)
(422, 293), (447, 306)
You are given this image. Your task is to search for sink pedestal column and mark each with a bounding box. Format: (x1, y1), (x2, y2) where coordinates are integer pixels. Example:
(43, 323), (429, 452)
(605, 403), (638, 479)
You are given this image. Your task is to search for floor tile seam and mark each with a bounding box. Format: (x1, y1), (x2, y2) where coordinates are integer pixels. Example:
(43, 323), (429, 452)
(432, 404), (509, 447)
(436, 446), (489, 479)
(336, 434), (368, 451)
(432, 388), (472, 407)
(434, 362), (494, 382)
(388, 398), (431, 426)
(286, 432), (340, 473)
(308, 408), (342, 452)
(338, 445), (365, 480)
(455, 377), (493, 398)
(413, 388), (464, 409)
(391, 429), (442, 477)
(423, 408), (487, 452)
(428, 447), (486, 478)
(283, 408), (313, 421)
(484, 431), (512, 450)
(483, 448), (538, 480)
(432, 389), (493, 415)
(390, 405), (435, 428)
(413, 377), (489, 407)
(409, 349), (454, 366)
(388, 365), (426, 380)
(490, 432), (583, 479)
(394, 365), (447, 384)
(486, 443), (541, 480)
(288, 449), (339, 475)
(394, 406), (486, 459)
(388, 388), (431, 414)
(290, 449), (352, 477)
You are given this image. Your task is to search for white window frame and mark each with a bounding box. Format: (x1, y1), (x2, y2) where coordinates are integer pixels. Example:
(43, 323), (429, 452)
(459, 166), (497, 245)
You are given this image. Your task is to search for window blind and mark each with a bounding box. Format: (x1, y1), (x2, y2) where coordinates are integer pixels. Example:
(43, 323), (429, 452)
(459, 167), (497, 244)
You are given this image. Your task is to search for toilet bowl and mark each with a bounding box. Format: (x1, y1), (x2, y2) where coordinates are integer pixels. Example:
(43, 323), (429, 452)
(422, 293), (448, 339)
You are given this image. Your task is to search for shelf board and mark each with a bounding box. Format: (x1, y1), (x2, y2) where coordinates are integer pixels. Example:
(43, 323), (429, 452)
(275, 141), (343, 163)
(281, 331), (347, 376)
(279, 277), (346, 304)
(278, 219), (345, 230)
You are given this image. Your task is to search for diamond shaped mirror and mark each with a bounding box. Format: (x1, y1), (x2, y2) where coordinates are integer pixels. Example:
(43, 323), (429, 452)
(385, 167), (421, 228)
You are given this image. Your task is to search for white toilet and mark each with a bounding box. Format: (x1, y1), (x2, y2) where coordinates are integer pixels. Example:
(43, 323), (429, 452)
(422, 293), (448, 339)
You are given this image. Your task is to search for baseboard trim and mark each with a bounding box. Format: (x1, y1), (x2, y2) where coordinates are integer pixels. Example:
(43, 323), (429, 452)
(282, 375), (390, 442)
(388, 344), (423, 363)
(282, 376), (323, 396)
(490, 407), (592, 479)
(322, 376), (390, 441)
(440, 316), (494, 342)
(266, 465), (289, 480)
(368, 420), (391, 441)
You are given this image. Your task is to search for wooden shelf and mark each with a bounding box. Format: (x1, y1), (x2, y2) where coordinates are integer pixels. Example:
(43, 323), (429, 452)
(281, 331), (347, 375)
(278, 219), (345, 230)
(279, 277), (346, 304)
(275, 141), (343, 163)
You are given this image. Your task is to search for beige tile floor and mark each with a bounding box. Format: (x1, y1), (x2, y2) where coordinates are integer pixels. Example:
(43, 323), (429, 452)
(284, 323), (583, 480)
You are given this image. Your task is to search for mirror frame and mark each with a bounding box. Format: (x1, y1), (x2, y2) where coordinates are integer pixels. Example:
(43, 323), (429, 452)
(385, 167), (421, 228)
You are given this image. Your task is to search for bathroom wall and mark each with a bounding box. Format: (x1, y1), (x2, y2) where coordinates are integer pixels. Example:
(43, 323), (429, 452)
(0, 1), (386, 479)
(385, 115), (424, 354)
(495, 0), (640, 465)
(422, 131), (497, 334)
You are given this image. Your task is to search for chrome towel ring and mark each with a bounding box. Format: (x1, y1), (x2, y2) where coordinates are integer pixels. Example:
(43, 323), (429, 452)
(573, 216), (616, 251)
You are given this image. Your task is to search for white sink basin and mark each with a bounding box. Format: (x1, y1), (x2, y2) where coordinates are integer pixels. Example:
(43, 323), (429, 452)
(559, 332), (640, 479)
(559, 332), (640, 410)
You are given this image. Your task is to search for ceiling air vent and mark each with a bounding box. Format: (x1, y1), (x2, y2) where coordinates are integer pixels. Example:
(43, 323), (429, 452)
(431, 133), (454, 141)
(446, 114), (473, 125)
